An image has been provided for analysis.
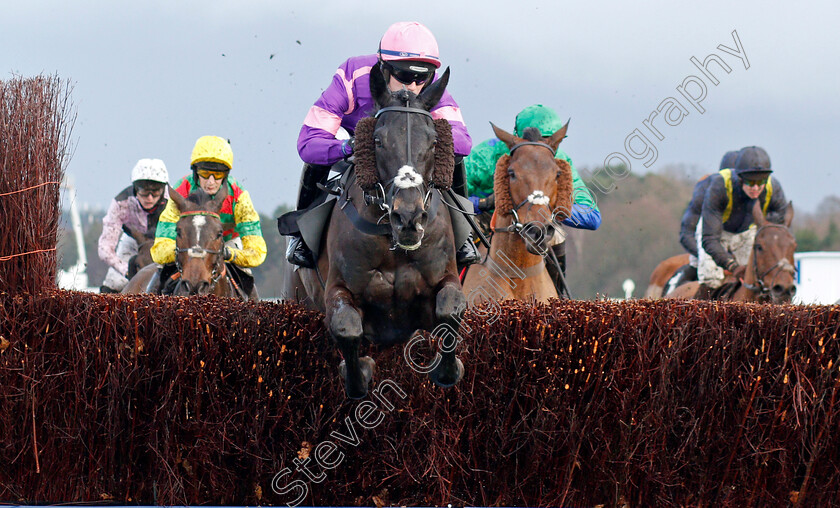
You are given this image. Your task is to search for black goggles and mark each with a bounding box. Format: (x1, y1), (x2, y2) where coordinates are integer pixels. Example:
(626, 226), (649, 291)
(386, 63), (433, 86)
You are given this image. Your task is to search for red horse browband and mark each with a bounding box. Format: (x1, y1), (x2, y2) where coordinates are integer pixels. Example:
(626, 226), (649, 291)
(180, 211), (221, 220)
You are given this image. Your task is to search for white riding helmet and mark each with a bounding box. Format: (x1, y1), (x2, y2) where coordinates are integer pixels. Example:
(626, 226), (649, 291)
(131, 158), (169, 185)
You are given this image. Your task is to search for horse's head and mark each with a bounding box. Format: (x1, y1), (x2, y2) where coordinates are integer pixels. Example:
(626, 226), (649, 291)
(123, 225), (155, 272)
(353, 64), (454, 251)
(749, 200), (797, 303)
(168, 184), (228, 296)
(491, 122), (573, 255)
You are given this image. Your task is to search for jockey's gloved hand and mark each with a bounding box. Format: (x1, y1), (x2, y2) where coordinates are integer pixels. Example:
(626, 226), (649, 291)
(224, 246), (235, 263)
(468, 196), (481, 214)
(732, 264), (747, 281)
(478, 194), (495, 211)
(341, 137), (355, 160)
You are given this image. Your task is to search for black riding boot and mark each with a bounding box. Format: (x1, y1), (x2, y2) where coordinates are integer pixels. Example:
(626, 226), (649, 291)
(664, 264), (698, 295)
(286, 163), (331, 268)
(452, 158), (480, 266)
(545, 243), (568, 297)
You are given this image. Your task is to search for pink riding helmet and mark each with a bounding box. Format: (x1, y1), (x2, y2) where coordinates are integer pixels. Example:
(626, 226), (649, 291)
(378, 21), (441, 68)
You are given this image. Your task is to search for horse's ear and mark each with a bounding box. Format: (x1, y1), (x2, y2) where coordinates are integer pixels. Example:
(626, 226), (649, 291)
(752, 199), (766, 227)
(490, 122), (518, 150)
(419, 67), (450, 112)
(168, 185), (187, 210)
(122, 224), (147, 244)
(209, 183), (229, 212)
(370, 61), (391, 109)
(784, 201), (794, 227)
(546, 118), (570, 152)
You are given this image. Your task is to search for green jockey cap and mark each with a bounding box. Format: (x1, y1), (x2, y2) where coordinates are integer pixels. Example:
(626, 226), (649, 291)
(514, 104), (565, 138)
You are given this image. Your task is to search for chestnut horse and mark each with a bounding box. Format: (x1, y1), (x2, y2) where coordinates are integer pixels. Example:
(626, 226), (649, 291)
(283, 66), (466, 399)
(462, 123), (572, 303)
(666, 201), (796, 303)
(644, 253), (691, 298)
(123, 185), (256, 299)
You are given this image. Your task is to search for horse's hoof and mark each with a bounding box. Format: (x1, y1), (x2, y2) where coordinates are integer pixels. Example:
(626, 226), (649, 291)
(338, 357), (376, 399)
(359, 356), (376, 384)
(429, 357), (464, 388)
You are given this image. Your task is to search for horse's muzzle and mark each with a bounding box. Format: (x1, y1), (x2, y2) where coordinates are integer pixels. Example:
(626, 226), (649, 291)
(174, 279), (212, 296)
(770, 283), (796, 304)
(520, 221), (552, 256)
(390, 204), (428, 250)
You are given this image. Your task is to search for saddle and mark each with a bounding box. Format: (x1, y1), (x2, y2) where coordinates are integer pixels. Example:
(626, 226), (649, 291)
(277, 166), (474, 266)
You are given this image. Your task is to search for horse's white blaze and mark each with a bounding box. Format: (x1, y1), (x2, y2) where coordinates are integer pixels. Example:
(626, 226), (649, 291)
(192, 215), (207, 244)
(394, 165), (424, 189)
(527, 190), (550, 206)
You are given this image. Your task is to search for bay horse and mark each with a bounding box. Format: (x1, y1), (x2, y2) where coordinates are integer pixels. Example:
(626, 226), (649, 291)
(461, 123), (573, 303)
(283, 65), (466, 399)
(644, 253), (691, 298)
(121, 224), (155, 278)
(123, 185), (256, 299)
(666, 201), (796, 303)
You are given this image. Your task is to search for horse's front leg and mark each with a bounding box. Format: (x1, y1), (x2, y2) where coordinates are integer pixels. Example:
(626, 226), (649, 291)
(429, 278), (466, 388)
(326, 284), (375, 399)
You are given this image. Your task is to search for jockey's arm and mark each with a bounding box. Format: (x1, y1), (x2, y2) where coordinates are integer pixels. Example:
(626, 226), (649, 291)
(765, 178), (789, 224)
(429, 91), (472, 157)
(98, 197), (130, 276)
(679, 179), (710, 257)
(150, 199), (180, 265)
(298, 63), (354, 166)
(700, 179), (736, 270)
(228, 190), (267, 268)
(559, 156), (600, 231)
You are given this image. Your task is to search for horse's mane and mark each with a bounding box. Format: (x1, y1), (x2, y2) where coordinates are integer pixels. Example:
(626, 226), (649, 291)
(186, 188), (215, 207)
(352, 112), (454, 192)
(522, 127), (542, 142)
(493, 140), (574, 219)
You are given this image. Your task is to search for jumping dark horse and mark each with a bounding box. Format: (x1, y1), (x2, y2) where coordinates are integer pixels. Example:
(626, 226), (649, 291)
(123, 185), (257, 299)
(283, 66), (466, 399)
(666, 201), (796, 303)
(462, 122), (573, 303)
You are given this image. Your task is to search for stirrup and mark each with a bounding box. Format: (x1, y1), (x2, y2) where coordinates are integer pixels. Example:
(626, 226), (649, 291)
(286, 234), (316, 268)
(456, 236), (480, 266)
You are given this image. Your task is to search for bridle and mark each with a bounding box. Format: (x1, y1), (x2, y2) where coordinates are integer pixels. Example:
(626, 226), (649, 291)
(174, 210), (226, 293)
(493, 140), (562, 236)
(487, 139), (571, 298)
(741, 223), (797, 297)
(362, 104), (436, 216)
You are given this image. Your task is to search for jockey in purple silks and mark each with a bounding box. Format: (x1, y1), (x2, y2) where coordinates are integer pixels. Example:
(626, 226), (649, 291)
(286, 21), (479, 269)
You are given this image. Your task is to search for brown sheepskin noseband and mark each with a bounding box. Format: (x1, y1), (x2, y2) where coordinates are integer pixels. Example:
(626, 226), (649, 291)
(352, 116), (455, 192)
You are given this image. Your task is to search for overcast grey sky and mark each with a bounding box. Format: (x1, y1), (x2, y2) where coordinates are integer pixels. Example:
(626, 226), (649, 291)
(4, 0), (839, 215)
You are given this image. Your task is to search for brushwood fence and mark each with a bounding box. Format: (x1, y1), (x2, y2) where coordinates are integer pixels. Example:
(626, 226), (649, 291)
(2, 73), (840, 507)
(0, 75), (73, 294)
(1, 293), (839, 507)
